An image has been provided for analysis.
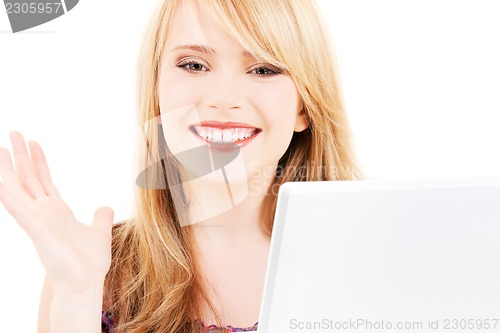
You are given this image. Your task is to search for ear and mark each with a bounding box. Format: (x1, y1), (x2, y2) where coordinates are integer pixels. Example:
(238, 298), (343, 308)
(294, 103), (309, 132)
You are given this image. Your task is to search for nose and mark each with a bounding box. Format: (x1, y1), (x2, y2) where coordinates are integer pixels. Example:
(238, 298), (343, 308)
(204, 70), (245, 112)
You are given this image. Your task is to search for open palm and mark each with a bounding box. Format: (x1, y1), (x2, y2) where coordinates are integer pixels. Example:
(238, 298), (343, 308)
(0, 131), (114, 295)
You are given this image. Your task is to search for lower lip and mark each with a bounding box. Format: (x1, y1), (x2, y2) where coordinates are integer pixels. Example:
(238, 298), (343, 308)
(191, 130), (260, 150)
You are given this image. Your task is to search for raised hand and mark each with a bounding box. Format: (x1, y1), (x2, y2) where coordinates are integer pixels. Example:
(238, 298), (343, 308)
(0, 131), (114, 296)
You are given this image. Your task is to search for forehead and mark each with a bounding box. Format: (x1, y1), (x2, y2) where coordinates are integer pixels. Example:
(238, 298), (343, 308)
(165, 2), (246, 55)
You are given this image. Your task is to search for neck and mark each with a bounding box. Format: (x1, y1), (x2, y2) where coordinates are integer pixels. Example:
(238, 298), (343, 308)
(185, 173), (274, 247)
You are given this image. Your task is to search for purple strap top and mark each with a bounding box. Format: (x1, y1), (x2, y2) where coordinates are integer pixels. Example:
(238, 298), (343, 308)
(102, 311), (258, 332)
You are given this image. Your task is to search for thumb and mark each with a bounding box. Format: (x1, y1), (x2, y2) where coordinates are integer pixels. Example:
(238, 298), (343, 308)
(92, 206), (114, 235)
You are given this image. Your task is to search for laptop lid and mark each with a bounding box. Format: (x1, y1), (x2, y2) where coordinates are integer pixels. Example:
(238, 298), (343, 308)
(258, 179), (500, 333)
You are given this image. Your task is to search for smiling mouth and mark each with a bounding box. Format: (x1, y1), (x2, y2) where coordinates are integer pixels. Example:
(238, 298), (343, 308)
(190, 125), (261, 144)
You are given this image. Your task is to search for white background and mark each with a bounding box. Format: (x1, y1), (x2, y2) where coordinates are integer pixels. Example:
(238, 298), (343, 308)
(0, 0), (499, 330)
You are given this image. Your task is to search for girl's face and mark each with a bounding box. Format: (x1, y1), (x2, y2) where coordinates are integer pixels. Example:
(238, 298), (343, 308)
(158, 3), (307, 185)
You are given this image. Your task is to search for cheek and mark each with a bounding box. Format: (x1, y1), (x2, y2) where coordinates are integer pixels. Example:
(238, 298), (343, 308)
(251, 81), (300, 162)
(158, 75), (204, 112)
(254, 80), (300, 131)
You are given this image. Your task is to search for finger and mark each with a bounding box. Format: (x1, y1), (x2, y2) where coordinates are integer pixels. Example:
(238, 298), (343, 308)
(28, 140), (60, 196)
(92, 206), (114, 236)
(9, 131), (46, 199)
(0, 146), (33, 206)
(0, 146), (15, 178)
(0, 180), (31, 226)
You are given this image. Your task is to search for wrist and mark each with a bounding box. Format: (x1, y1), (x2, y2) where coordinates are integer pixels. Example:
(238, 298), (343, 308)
(50, 285), (104, 333)
(49, 274), (105, 299)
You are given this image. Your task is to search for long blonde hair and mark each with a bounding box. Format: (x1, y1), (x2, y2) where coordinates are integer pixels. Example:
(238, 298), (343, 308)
(104, 0), (362, 332)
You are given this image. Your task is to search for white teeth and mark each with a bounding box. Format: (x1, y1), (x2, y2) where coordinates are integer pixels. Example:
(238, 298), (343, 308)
(212, 130), (222, 141)
(232, 130), (239, 141)
(193, 126), (257, 143)
(238, 129), (253, 140)
(198, 127), (206, 139)
(222, 129), (233, 142)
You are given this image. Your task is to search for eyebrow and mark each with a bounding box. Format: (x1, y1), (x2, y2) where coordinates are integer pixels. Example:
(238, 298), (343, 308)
(170, 44), (257, 59)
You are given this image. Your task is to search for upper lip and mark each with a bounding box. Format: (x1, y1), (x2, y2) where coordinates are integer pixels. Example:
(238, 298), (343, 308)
(190, 120), (260, 130)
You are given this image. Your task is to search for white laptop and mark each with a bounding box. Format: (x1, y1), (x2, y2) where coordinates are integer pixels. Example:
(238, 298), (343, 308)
(258, 178), (500, 333)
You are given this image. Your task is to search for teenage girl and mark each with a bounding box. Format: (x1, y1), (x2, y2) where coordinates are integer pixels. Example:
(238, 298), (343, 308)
(0, 0), (361, 332)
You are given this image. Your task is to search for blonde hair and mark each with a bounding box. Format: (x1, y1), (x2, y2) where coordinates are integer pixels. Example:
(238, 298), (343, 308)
(104, 0), (362, 332)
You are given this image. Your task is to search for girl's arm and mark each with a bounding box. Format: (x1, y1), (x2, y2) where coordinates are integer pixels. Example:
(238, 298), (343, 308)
(0, 131), (112, 333)
(37, 276), (52, 333)
(38, 276), (106, 333)
(50, 282), (105, 333)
